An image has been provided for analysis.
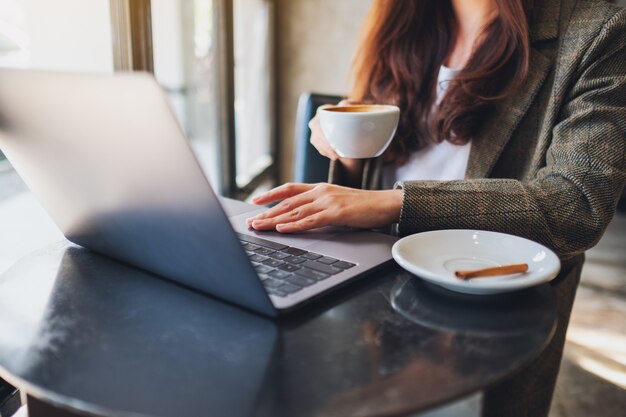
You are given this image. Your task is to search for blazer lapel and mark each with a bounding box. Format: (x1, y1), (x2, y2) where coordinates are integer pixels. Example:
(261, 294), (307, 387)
(465, 49), (553, 179)
(529, 0), (561, 42)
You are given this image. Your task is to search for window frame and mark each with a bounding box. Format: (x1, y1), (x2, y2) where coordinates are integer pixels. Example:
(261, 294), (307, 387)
(110, 0), (278, 199)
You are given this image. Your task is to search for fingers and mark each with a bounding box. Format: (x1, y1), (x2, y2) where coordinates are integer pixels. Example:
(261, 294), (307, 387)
(309, 114), (340, 160)
(249, 202), (322, 231)
(251, 182), (316, 205)
(248, 191), (316, 226)
(275, 212), (331, 233)
(247, 183), (339, 232)
(311, 132), (340, 160)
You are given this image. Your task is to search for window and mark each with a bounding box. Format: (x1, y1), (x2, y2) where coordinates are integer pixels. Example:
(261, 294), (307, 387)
(0, 0), (274, 197)
(0, 0), (114, 72)
(152, 0), (223, 190)
(150, 0), (277, 197)
(233, 0), (275, 190)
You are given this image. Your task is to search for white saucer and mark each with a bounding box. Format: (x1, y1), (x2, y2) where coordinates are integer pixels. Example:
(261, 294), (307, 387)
(391, 230), (561, 295)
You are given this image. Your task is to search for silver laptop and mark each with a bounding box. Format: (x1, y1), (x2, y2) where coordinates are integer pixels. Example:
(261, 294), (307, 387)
(0, 69), (397, 316)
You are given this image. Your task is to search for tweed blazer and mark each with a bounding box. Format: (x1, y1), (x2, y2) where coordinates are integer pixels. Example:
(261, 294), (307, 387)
(329, 0), (626, 262)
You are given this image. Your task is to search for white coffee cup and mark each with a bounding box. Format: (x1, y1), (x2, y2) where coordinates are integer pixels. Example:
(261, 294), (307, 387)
(318, 104), (400, 159)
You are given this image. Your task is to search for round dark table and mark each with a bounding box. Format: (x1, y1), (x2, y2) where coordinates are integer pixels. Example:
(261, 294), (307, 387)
(0, 242), (557, 417)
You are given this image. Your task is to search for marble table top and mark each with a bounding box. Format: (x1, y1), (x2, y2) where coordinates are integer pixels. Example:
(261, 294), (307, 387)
(0, 242), (556, 417)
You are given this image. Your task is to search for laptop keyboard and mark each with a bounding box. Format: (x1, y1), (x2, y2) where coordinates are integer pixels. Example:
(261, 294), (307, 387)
(237, 233), (356, 298)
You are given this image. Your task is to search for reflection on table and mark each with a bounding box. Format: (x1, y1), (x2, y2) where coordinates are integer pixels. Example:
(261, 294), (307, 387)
(0, 243), (556, 417)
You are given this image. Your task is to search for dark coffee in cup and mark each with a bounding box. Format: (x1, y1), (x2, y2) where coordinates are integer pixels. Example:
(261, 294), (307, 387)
(318, 104), (400, 159)
(324, 105), (387, 113)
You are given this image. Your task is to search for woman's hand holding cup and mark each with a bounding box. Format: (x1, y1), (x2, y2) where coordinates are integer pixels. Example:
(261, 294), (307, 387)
(308, 99), (357, 161)
(310, 99), (400, 160)
(309, 99), (399, 186)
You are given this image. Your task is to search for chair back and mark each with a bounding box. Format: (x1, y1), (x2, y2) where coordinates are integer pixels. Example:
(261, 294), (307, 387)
(293, 92), (341, 183)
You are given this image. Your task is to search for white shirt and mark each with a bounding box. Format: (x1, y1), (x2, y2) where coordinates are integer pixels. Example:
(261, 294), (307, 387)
(382, 65), (471, 189)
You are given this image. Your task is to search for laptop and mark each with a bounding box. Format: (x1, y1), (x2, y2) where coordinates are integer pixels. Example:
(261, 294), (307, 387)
(0, 69), (397, 317)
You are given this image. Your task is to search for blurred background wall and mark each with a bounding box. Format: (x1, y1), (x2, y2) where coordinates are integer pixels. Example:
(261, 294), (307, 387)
(275, 0), (371, 182)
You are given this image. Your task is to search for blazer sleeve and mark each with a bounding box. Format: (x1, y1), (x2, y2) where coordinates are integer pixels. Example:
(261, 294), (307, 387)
(395, 9), (626, 259)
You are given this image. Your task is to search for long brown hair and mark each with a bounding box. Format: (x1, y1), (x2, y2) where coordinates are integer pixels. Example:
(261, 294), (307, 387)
(352, 0), (533, 165)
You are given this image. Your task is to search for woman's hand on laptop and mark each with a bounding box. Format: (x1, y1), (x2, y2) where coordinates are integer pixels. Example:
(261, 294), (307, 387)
(246, 183), (402, 233)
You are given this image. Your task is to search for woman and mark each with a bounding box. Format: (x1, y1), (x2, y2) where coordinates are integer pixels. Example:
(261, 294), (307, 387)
(249, 0), (625, 415)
